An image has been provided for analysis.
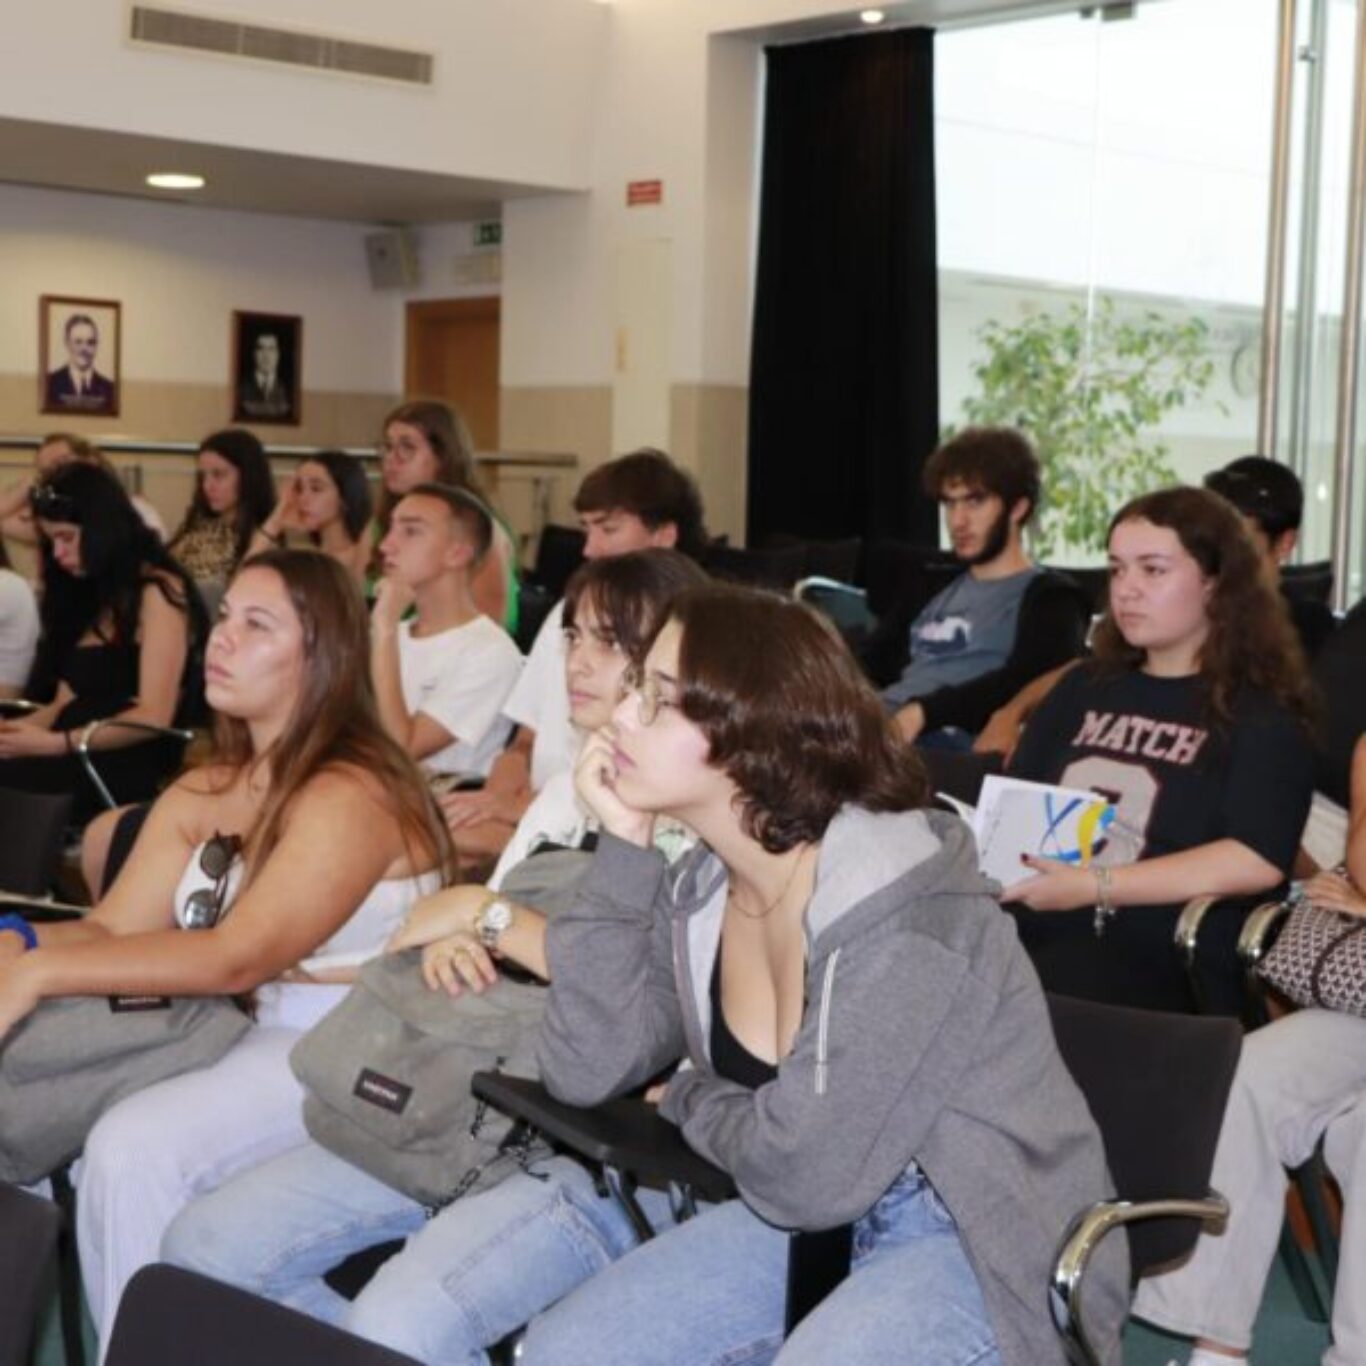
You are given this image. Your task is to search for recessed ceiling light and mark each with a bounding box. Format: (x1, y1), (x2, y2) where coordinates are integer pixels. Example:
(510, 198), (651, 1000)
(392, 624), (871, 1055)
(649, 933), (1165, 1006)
(146, 172), (206, 190)
(860, 9), (886, 22)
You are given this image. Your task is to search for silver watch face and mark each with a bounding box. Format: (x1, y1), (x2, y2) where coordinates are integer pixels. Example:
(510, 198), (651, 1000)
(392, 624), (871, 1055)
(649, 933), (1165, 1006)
(480, 899), (514, 942)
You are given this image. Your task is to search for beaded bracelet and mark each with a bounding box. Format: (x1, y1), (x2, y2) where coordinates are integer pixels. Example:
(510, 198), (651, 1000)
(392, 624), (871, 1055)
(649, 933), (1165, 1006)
(1092, 866), (1115, 938)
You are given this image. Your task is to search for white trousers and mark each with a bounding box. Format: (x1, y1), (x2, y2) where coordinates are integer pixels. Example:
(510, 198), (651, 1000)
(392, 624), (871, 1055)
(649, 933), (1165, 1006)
(75, 1027), (308, 1358)
(1132, 1009), (1366, 1365)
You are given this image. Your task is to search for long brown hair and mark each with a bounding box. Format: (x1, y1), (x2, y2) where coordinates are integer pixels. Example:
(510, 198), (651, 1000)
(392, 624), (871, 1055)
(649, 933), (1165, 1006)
(209, 548), (451, 882)
(1091, 486), (1316, 729)
(665, 586), (928, 852)
(376, 400), (483, 527)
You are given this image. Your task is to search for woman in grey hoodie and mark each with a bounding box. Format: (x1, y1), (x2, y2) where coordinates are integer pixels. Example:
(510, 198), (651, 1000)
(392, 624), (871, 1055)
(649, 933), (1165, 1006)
(523, 585), (1127, 1366)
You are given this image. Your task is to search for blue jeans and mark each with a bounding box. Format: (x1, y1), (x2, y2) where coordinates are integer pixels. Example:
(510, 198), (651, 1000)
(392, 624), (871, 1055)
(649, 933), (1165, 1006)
(520, 1165), (1002, 1366)
(161, 1141), (670, 1365)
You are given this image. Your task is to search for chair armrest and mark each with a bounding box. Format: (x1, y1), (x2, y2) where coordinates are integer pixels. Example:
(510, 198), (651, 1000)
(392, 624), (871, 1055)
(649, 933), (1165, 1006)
(1173, 896), (1219, 968)
(1237, 898), (1294, 969)
(470, 1072), (734, 1204)
(0, 893), (87, 921)
(74, 720), (195, 811)
(0, 699), (41, 718)
(1050, 1191), (1230, 1366)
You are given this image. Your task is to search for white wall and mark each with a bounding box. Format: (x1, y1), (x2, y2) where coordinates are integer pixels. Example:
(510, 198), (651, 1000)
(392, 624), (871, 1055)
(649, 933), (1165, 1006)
(0, 182), (402, 391)
(0, 0), (607, 188)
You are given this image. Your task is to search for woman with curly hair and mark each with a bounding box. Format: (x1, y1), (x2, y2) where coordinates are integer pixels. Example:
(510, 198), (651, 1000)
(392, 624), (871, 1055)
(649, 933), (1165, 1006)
(1003, 485), (1316, 1012)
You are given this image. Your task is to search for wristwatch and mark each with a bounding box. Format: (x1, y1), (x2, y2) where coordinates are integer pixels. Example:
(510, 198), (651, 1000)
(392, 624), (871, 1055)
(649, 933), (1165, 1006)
(474, 898), (514, 950)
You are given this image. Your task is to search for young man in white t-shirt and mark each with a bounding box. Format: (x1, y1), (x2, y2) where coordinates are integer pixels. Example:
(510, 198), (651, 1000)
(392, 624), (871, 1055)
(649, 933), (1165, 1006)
(371, 483), (522, 781)
(442, 449), (707, 853)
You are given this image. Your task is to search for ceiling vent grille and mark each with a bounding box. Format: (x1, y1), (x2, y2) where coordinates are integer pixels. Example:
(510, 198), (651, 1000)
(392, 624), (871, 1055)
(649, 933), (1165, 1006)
(128, 6), (434, 86)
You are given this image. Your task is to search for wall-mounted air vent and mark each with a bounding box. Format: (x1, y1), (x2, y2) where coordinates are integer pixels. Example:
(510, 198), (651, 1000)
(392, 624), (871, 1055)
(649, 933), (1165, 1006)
(129, 6), (434, 86)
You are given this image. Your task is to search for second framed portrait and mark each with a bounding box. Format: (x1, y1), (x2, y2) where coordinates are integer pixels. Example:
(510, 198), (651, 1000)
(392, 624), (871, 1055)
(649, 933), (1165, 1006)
(40, 296), (121, 417)
(232, 311), (302, 425)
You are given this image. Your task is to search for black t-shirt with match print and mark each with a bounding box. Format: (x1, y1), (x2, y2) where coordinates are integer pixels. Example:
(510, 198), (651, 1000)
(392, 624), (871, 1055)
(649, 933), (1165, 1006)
(1007, 663), (1314, 1013)
(1011, 663), (1313, 873)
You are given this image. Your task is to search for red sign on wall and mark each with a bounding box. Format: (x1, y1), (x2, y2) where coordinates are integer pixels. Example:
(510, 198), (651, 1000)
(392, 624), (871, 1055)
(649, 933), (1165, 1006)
(626, 179), (663, 207)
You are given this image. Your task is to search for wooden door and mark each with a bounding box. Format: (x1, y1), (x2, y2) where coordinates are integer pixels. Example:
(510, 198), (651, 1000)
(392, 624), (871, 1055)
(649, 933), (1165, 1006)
(404, 298), (501, 449)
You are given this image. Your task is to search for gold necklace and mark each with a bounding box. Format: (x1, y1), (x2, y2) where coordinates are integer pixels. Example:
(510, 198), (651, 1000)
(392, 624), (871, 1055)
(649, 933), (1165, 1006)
(729, 845), (812, 921)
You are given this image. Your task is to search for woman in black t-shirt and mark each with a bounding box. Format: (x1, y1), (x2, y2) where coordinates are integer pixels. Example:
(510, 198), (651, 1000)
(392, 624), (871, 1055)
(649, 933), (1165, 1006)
(1004, 486), (1316, 1012)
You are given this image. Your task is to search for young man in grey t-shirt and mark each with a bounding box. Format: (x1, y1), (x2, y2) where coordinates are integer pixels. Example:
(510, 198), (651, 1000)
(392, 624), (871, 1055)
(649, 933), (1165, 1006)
(883, 427), (1089, 746)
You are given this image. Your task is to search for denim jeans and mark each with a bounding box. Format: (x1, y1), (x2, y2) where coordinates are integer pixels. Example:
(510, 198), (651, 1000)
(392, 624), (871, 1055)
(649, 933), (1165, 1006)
(519, 1164), (1002, 1366)
(162, 1141), (671, 1365)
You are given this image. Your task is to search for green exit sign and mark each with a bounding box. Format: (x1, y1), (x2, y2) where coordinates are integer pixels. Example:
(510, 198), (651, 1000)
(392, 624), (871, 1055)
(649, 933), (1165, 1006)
(475, 221), (502, 247)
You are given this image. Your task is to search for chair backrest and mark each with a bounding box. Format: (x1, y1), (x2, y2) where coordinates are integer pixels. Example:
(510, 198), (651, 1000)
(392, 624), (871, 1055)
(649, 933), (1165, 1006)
(1311, 597), (1366, 808)
(1281, 558), (1334, 606)
(530, 523), (587, 598)
(0, 1181), (62, 1366)
(106, 1264), (423, 1366)
(1045, 994), (1242, 1275)
(0, 785), (73, 896)
(702, 542), (807, 591)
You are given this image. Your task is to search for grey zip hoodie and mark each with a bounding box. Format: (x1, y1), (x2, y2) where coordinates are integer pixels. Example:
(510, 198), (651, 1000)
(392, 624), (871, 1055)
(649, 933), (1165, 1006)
(538, 805), (1128, 1366)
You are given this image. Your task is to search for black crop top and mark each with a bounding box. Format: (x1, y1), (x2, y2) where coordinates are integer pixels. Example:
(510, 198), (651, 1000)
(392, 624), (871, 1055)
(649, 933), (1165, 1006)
(709, 940), (779, 1091)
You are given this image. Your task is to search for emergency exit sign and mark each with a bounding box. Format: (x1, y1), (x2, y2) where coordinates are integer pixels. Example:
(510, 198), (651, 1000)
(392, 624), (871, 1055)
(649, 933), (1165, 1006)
(474, 221), (502, 247)
(627, 180), (663, 207)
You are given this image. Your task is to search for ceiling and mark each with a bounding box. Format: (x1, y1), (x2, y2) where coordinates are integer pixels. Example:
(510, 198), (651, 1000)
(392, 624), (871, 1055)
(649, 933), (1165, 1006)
(0, 116), (547, 225)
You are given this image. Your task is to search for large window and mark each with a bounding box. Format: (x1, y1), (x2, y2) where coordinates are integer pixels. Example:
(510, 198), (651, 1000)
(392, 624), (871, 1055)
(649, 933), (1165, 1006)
(936, 0), (1284, 564)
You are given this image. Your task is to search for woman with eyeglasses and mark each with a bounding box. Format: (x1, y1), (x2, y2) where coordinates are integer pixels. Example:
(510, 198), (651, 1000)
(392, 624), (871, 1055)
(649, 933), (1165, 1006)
(425, 587), (1123, 1365)
(0, 548), (449, 1355)
(247, 449), (373, 585)
(0, 462), (205, 824)
(375, 399), (520, 634)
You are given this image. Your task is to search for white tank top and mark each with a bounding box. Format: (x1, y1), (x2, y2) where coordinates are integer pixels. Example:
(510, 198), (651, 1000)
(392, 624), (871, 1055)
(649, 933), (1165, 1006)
(173, 842), (442, 1032)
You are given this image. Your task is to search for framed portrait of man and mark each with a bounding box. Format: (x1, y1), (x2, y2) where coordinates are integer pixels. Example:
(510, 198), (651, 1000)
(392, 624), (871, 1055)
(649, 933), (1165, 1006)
(39, 296), (121, 417)
(232, 311), (302, 425)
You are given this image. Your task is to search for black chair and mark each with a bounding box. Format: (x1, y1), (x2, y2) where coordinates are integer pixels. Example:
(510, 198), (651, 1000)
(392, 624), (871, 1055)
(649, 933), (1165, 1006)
(0, 1181), (62, 1366)
(701, 543), (807, 591)
(527, 524), (586, 600)
(473, 995), (1240, 1364)
(106, 1264), (423, 1366)
(0, 786), (73, 897)
(1281, 559), (1334, 607)
(793, 577), (876, 653)
(1041, 564), (1110, 615)
(1309, 598), (1366, 809)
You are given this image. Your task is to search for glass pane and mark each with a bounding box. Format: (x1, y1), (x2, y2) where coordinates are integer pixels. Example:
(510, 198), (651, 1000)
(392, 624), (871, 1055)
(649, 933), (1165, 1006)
(937, 0), (1277, 565)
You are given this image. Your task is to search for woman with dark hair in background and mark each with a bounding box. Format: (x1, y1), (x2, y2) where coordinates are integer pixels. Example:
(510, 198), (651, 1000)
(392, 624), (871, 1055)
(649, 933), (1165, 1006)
(0, 548), (448, 1353)
(249, 450), (373, 585)
(170, 428), (277, 587)
(375, 399), (520, 632)
(0, 461), (206, 822)
(1003, 485), (1316, 1012)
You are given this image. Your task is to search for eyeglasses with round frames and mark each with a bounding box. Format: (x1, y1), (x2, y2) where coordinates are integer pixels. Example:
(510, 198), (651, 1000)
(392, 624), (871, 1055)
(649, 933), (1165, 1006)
(619, 664), (676, 727)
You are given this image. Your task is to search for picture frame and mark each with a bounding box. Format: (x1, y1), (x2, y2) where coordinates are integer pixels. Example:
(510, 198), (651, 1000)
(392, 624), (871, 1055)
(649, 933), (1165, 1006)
(39, 295), (122, 418)
(231, 311), (302, 426)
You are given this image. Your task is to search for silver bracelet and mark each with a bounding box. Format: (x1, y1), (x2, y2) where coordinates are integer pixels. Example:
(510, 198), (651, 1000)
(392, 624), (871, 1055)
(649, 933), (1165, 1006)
(1092, 865), (1115, 938)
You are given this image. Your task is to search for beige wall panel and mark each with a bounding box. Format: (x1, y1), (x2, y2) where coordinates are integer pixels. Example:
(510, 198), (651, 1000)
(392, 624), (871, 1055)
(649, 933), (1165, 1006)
(499, 385), (612, 525)
(671, 383), (748, 546)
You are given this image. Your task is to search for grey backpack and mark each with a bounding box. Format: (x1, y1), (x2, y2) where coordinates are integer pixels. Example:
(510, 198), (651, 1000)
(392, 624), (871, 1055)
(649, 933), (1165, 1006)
(288, 846), (591, 1209)
(0, 994), (250, 1184)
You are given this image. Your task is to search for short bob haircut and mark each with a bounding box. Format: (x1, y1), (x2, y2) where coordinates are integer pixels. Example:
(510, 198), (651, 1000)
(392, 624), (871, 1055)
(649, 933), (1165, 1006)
(298, 450), (373, 543)
(403, 481), (495, 568)
(562, 549), (710, 663)
(922, 427), (1042, 525)
(573, 449), (709, 559)
(659, 585), (928, 852)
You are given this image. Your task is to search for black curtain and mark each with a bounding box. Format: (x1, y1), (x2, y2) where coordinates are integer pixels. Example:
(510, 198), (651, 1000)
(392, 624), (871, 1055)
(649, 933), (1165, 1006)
(747, 28), (939, 548)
